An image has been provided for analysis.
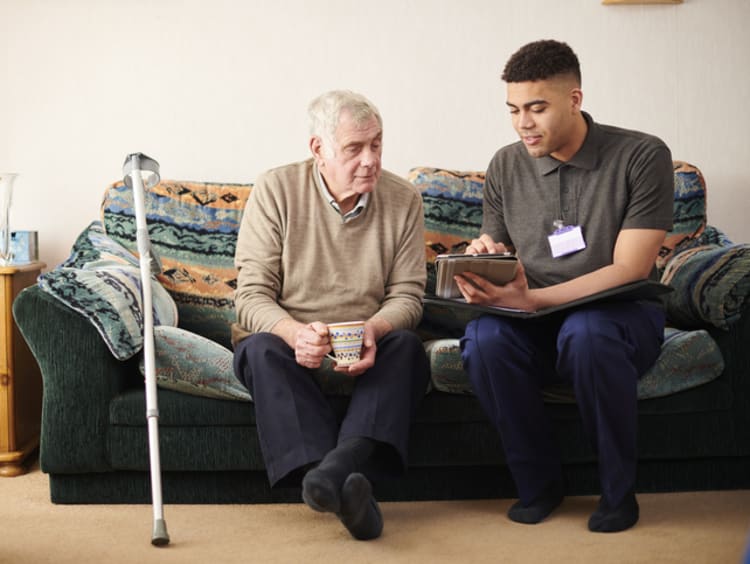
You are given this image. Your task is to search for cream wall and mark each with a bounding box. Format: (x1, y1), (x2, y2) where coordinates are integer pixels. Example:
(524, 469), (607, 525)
(2, 0), (749, 269)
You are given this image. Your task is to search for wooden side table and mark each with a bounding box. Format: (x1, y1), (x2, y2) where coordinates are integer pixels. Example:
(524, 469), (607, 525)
(0, 261), (45, 476)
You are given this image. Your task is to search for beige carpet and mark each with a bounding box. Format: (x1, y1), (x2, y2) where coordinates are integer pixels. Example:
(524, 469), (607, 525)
(2, 462), (750, 564)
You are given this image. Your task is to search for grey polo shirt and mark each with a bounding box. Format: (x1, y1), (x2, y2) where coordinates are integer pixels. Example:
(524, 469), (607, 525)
(482, 112), (674, 289)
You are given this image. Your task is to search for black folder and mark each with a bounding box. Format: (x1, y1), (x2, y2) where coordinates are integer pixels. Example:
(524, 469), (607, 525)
(423, 279), (673, 319)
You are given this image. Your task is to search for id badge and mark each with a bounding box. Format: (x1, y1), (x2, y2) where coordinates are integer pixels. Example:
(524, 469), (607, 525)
(548, 224), (586, 258)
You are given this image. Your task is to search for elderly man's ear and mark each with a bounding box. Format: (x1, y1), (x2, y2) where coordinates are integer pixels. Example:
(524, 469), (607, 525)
(309, 136), (325, 166)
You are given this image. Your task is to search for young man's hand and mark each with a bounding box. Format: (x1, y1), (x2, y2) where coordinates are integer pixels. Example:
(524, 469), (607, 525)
(465, 234), (510, 255)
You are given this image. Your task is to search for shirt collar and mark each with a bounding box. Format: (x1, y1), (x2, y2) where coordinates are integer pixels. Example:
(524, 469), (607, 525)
(536, 111), (600, 176)
(315, 165), (370, 223)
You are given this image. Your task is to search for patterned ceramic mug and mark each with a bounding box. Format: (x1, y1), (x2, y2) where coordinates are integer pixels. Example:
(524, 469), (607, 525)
(326, 321), (365, 366)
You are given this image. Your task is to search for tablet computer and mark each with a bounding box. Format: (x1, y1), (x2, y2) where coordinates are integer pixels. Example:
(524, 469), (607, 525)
(434, 253), (519, 299)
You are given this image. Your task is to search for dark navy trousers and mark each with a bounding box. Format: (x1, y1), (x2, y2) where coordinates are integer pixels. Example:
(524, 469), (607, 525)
(234, 329), (430, 487)
(460, 301), (665, 506)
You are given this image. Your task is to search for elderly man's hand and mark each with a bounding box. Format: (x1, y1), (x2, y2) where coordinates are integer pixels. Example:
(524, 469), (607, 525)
(293, 321), (331, 369)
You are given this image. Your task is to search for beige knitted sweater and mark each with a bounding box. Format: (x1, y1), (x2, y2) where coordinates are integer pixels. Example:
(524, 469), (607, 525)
(232, 159), (425, 344)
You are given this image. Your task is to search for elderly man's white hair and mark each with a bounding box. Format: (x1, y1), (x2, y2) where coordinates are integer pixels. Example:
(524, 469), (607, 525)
(308, 90), (383, 158)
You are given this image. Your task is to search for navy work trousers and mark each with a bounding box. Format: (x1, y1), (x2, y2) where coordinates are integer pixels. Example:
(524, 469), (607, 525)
(460, 301), (665, 506)
(234, 329), (430, 487)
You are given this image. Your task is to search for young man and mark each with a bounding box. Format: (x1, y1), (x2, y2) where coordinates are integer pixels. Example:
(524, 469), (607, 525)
(457, 40), (674, 532)
(232, 90), (429, 541)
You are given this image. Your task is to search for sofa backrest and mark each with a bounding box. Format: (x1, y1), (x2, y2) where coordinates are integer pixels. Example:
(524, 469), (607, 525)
(101, 180), (252, 349)
(98, 161), (715, 346)
(409, 160), (713, 295)
(408, 168), (486, 295)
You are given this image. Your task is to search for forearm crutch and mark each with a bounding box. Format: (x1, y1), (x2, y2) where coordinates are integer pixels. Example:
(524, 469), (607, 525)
(122, 152), (170, 546)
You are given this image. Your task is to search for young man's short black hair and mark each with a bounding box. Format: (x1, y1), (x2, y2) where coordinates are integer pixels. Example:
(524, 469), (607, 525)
(502, 39), (581, 85)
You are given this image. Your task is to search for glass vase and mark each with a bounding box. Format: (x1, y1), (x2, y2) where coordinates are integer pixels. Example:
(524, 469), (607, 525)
(0, 173), (17, 265)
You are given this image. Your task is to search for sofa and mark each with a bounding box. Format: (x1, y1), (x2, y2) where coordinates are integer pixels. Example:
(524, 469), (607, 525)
(13, 160), (750, 504)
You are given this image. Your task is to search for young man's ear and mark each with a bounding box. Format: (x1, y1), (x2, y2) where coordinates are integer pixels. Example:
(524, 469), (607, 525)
(570, 88), (583, 113)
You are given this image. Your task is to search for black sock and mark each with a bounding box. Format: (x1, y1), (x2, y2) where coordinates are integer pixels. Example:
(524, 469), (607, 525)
(588, 491), (639, 533)
(302, 437), (376, 514)
(507, 480), (564, 525)
(337, 473), (383, 541)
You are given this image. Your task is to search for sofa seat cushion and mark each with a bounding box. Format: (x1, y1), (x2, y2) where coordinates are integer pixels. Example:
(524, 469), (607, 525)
(102, 180), (252, 349)
(425, 326), (724, 402)
(37, 222), (178, 360)
(109, 425), (264, 472)
(109, 375), (374, 429)
(110, 388), (255, 426)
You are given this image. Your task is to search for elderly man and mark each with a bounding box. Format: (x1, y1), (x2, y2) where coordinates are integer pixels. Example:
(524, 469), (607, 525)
(232, 90), (429, 540)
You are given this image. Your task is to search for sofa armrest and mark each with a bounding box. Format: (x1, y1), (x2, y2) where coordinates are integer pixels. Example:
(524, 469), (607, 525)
(661, 243), (750, 330)
(708, 303), (750, 454)
(13, 284), (139, 474)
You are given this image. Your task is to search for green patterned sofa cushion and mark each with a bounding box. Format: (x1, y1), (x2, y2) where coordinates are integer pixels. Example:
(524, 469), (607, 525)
(37, 222), (178, 360)
(425, 326), (724, 401)
(142, 326), (252, 401)
(637, 327), (724, 398)
(660, 243), (750, 330)
(408, 168), (484, 295)
(101, 180), (252, 349)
